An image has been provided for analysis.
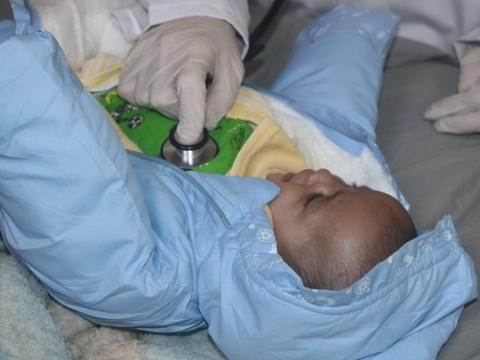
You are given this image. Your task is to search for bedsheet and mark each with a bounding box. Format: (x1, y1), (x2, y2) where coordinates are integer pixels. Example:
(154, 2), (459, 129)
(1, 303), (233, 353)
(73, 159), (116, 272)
(376, 39), (480, 360)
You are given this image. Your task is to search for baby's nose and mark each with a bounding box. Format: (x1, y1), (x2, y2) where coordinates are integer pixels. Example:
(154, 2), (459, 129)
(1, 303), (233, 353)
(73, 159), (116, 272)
(308, 169), (335, 184)
(309, 169), (347, 192)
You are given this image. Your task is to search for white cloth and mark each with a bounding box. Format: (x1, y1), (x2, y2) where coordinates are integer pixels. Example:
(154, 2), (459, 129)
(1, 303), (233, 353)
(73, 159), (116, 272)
(31, 0), (480, 66)
(112, 0), (250, 58)
(358, 0), (480, 59)
(292, 0), (480, 59)
(28, 0), (250, 68)
(28, 0), (136, 69)
(264, 94), (398, 200)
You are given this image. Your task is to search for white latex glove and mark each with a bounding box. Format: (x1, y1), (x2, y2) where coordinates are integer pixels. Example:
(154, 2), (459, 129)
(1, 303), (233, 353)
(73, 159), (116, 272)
(118, 16), (244, 145)
(424, 47), (480, 133)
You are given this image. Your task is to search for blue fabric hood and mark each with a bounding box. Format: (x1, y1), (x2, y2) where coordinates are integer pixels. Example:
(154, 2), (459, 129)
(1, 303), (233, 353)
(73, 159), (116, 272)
(199, 210), (477, 359)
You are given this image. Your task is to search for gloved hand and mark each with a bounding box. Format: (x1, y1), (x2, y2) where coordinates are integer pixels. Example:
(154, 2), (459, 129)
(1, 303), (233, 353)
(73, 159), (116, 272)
(118, 16), (244, 145)
(424, 47), (480, 133)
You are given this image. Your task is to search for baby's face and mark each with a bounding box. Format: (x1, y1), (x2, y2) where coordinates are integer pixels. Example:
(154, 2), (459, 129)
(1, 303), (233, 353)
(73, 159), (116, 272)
(267, 169), (406, 266)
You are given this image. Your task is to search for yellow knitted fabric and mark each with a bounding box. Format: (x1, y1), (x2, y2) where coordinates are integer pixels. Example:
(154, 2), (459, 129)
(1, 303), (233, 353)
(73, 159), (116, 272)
(76, 53), (123, 93)
(227, 87), (307, 177)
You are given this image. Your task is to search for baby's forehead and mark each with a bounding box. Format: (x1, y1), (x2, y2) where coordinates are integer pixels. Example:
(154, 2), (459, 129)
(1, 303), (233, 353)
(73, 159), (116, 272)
(305, 188), (398, 229)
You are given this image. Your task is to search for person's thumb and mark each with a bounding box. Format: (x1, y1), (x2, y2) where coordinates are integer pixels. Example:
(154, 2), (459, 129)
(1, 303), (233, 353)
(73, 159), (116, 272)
(424, 85), (480, 120)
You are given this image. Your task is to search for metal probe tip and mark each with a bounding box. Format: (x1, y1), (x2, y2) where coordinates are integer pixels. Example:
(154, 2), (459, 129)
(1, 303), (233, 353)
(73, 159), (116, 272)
(160, 126), (218, 170)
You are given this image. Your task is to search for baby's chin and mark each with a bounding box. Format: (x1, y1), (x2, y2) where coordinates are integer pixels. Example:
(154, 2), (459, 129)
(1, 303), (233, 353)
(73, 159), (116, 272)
(264, 204), (275, 226)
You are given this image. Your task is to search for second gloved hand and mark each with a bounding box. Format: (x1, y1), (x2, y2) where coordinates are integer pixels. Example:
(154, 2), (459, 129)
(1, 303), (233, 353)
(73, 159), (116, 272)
(424, 47), (480, 133)
(118, 16), (244, 145)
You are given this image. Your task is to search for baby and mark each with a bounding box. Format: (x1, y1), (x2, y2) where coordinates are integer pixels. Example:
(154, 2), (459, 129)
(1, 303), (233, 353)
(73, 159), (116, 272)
(267, 169), (416, 290)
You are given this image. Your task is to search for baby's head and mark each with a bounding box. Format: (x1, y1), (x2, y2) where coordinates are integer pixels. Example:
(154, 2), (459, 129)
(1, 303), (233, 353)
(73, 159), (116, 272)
(267, 169), (416, 290)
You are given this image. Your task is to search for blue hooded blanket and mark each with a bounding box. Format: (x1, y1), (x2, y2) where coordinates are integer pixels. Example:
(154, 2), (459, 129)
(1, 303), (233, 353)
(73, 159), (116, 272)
(0, 3), (477, 359)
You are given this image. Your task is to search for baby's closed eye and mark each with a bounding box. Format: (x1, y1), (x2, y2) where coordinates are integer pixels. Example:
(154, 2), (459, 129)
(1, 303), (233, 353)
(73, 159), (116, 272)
(305, 194), (323, 206)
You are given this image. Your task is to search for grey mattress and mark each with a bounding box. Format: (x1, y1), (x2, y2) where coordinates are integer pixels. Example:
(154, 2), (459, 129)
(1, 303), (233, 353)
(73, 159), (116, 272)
(377, 42), (480, 360)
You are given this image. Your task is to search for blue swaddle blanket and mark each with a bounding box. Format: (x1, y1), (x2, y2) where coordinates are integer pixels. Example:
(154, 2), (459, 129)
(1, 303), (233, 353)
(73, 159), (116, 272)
(272, 5), (397, 143)
(0, 3), (477, 359)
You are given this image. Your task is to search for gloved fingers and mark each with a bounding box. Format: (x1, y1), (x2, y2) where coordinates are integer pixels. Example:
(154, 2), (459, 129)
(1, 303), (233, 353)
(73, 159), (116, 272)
(149, 79), (178, 118)
(424, 86), (480, 120)
(459, 48), (480, 92)
(205, 56), (244, 129)
(118, 27), (169, 106)
(175, 61), (210, 145)
(433, 111), (480, 134)
(118, 74), (155, 109)
(118, 57), (147, 106)
(118, 72), (137, 105)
